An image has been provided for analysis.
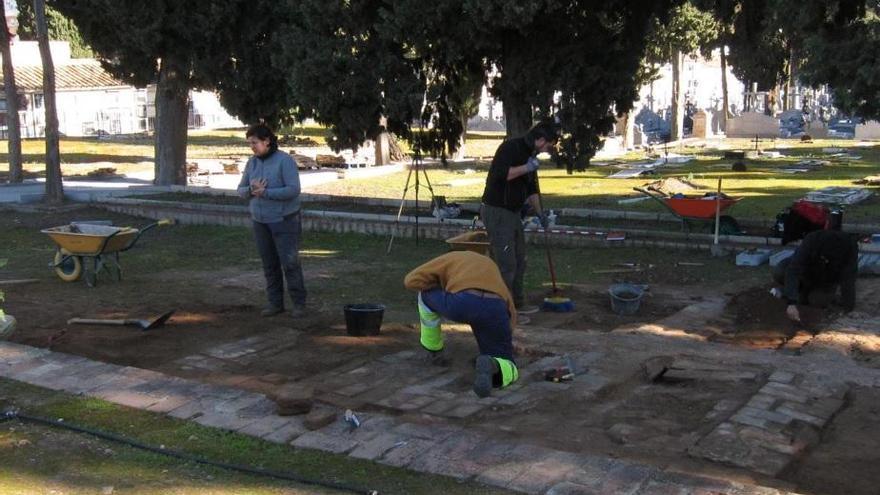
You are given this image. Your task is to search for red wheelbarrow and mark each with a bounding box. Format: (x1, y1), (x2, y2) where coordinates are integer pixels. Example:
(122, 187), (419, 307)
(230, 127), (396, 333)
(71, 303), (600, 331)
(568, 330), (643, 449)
(633, 187), (744, 234)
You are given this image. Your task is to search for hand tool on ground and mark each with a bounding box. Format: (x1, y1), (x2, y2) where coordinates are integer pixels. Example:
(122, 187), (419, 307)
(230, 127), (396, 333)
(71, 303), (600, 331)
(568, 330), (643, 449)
(544, 366), (574, 382)
(535, 175), (574, 313)
(67, 310), (175, 331)
(344, 409), (361, 432)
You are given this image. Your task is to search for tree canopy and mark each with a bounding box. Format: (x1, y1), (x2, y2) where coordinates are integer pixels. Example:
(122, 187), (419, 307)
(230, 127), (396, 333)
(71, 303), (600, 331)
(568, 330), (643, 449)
(18, 2), (92, 58)
(798, 1), (880, 119)
(253, 1), (674, 171)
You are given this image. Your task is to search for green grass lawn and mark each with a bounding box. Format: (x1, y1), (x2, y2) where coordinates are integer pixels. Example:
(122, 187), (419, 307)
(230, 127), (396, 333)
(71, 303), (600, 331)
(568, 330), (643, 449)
(306, 138), (880, 223)
(0, 379), (508, 495)
(1, 207), (766, 323)
(2, 130), (877, 224)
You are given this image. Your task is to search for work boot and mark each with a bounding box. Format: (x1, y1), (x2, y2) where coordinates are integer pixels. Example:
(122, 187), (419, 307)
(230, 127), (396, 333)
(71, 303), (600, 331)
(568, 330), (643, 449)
(290, 305), (307, 318)
(261, 305), (284, 317)
(473, 354), (499, 398)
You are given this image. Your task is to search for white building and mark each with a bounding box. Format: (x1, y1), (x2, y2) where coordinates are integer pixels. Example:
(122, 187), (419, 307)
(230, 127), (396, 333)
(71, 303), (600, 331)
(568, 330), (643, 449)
(0, 41), (241, 138)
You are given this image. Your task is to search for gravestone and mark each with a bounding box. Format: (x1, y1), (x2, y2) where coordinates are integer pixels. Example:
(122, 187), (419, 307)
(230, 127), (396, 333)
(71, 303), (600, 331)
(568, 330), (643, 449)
(804, 122), (828, 139)
(634, 107), (670, 143)
(726, 112), (779, 138)
(855, 121), (880, 139)
(710, 108), (726, 134)
(692, 110), (711, 138)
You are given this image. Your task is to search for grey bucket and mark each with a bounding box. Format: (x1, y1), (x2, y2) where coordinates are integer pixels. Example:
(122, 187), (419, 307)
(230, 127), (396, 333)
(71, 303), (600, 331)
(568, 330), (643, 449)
(608, 284), (644, 316)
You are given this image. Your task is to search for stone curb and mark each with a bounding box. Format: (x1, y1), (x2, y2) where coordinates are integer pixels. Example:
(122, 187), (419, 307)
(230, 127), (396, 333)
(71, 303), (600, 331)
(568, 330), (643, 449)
(0, 340), (799, 494)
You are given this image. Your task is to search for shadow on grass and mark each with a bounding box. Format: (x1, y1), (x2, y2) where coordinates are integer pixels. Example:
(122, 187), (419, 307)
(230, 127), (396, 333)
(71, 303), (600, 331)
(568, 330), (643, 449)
(0, 153), (153, 165)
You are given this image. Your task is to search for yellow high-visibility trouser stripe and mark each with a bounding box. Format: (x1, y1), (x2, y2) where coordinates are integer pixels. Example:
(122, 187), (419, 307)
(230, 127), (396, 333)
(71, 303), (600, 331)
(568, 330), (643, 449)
(418, 293), (443, 351)
(494, 357), (519, 388)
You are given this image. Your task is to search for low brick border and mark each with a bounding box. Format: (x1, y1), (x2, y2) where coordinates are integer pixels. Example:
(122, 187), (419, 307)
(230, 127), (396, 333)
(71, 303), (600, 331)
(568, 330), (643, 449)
(92, 196), (850, 254)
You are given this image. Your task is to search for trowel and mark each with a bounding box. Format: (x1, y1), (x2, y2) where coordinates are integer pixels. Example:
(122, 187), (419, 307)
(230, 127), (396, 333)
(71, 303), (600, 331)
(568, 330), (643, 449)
(67, 310), (175, 331)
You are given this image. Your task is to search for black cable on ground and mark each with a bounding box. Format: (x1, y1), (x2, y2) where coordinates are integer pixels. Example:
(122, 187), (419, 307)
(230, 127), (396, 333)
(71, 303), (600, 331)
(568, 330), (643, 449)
(2, 410), (378, 495)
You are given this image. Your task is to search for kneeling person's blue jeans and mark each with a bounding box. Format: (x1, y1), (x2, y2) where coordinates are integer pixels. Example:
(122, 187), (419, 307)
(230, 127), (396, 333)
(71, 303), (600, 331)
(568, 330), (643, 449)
(419, 288), (518, 388)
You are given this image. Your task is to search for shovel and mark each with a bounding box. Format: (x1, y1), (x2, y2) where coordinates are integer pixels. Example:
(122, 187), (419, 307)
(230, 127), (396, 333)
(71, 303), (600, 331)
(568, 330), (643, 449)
(67, 310), (175, 331)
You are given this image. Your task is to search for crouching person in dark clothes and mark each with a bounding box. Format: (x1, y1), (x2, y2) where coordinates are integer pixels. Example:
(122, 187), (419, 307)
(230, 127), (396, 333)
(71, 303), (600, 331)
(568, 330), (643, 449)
(404, 251), (519, 398)
(772, 230), (858, 322)
(237, 124), (307, 318)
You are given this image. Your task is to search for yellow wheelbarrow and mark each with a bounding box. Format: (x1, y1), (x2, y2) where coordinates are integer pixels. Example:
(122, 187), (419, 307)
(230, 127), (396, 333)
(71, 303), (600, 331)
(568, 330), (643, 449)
(42, 219), (173, 287)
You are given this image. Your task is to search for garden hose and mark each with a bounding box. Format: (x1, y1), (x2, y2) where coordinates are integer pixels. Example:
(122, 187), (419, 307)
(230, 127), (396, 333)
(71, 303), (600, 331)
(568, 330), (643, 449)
(1, 409), (378, 495)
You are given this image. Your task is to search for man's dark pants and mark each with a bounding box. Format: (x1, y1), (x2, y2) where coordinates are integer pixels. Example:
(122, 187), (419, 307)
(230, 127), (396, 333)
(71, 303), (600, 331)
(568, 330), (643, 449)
(772, 257), (834, 307)
(480, 203), (526, 307)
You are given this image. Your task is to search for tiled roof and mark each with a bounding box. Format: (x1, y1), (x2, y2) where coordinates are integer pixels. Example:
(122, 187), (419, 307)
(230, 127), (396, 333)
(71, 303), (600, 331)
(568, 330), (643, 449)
(0, 59), (127, 91)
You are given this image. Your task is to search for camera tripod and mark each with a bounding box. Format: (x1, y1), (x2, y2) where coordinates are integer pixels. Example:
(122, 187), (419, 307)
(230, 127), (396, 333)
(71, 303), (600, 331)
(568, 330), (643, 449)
(386, 150), (436, 254)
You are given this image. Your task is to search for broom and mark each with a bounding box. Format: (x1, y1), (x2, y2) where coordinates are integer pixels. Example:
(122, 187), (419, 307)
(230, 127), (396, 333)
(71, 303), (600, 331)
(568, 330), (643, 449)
(536, 179), (574, 312)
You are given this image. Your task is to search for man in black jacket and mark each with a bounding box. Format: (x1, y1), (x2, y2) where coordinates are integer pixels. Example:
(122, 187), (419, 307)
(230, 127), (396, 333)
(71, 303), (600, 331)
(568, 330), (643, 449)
(480, 122), (559, 313)
(772, 229), (859, 322)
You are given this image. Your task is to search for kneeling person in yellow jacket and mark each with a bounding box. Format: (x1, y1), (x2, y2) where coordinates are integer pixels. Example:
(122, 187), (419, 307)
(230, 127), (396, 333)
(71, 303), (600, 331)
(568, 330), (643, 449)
(404, 251), (519, 398)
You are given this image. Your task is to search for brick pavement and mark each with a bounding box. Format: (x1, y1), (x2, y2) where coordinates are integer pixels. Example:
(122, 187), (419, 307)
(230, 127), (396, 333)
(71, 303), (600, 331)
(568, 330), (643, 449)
(0, 340), (804, 494)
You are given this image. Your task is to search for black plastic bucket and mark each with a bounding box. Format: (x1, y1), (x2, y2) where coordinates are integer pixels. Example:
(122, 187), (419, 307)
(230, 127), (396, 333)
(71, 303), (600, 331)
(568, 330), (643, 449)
(343, 304), (385, 336)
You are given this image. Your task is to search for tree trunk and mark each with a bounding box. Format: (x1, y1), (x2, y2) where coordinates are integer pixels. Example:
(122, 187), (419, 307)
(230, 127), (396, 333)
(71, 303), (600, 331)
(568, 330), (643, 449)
(500, 32), (532, 138)
(1, 2), (22, 183)
(34, 0), (62, 203)
(788, 45), (798, 111)
(153, 60), (189, 185)
(622, 108), (635, 149)
(670, 50), (684, 142)
(720, 46), (730, 131)
(453, 111), (466, 160)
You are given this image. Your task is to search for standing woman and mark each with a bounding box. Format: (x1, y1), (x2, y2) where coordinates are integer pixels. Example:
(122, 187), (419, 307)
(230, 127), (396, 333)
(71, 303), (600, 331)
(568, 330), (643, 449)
(237, 124), (307, 317)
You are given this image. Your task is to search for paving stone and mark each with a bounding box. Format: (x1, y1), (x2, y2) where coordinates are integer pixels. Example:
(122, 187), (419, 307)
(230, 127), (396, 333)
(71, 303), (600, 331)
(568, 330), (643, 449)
(93, 389), (161, 409)
(475, 460), (532, 489)
(398, 394), (436, 411)
(768, 371), (796, 384)
(467, 439), (519, 466)
(730, 412), (769, 429)
(43, 352), (90, 368)
(735, 406), (793, 427)
(235, 397), (278, 418)
(506, 451), (586, 494)
(760, 382), (810, 403)
(262, 418), (308, 444)
(783, 398), (844, 420)
(0, 342), (50, 363)
(567, 457), (645, 495)
(13, 362), (66, 382)
(349, 432), (407, 460)
(746, 394), (778, 410)
(546, 481), (600, 495)
(391, 422), (460, 442)
(408, 452), (483, 480)
(497, 390), (530, 406)
(236, 415), (295, 437)
(118, 366), (168, 382)
(167, 398), (223, 420)
(215, 393), (268, 415)
(193, 412), (258, 431)
(303, 408), (337, 430)
(421, 400), (456, 416)
(146, 395), (194, 414)
(377, 438), (437, 468)
(444, 402), (486, 418)
(774, 406), (825, 427)
(335, 382), (372, 397)
(291, 430), (359, 454)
